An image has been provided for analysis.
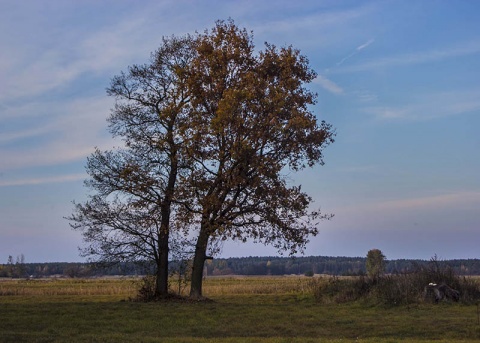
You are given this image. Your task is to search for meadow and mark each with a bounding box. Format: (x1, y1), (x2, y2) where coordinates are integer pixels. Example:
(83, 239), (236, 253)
(0, 276), (479, 342)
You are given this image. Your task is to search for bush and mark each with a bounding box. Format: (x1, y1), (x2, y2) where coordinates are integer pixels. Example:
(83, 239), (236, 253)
(312, 257), (480, 306)
(310, 276), (372, 304)
(135, 275), (157, 302)
(457, 276), (480, 303)
(371, 274), (423, 305)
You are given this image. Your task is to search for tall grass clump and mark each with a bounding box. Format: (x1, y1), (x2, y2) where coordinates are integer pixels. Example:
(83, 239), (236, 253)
(310, 276), (369, 304)
(133, 275), (188, 302)
(312, 257), (480, 306)
(134, 275), (157, 301)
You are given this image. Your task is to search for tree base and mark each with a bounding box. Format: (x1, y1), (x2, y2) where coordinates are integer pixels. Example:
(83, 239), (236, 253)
(132, 292), (214, 303)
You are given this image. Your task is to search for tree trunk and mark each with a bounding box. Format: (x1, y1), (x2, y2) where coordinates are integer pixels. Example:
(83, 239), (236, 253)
(155, 228), (169, 297)
(155, 145), (177, 297)
(190, 226), (210, 299)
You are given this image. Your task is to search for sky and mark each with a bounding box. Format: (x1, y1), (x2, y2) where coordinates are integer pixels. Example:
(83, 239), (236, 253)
(1, 0), (479, 263)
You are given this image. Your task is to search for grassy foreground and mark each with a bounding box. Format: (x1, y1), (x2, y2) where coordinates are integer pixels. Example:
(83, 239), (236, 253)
(0, 276), (479, 342)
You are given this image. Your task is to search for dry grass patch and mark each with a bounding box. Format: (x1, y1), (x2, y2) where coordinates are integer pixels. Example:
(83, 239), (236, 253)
(201, 276), (314, 296)
(0, 277), (138, 297)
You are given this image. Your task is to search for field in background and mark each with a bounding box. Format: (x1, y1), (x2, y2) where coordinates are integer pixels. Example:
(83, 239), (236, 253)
(1, 276), (479, 342)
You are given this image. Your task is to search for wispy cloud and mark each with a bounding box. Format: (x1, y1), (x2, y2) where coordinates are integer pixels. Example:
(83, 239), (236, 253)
(0, 95), (115, 171)
(314, 75), (344, 94)
(0, 173), (87, 187)
(0, 18), (153, 105)
(353, 89), (378, 103)
(334, 41), (480, 73)
(375, 191), (480, 212)
(338, 191), (480, 217)
(255, 3), (374, 32)
(0, 2), (197, 107)
(337, 165), (378, 173)
(0, 125), (52, 144)
(364, 88), (480, 120)
(364, 107), (408, 119)
(249, 2), (377, 48)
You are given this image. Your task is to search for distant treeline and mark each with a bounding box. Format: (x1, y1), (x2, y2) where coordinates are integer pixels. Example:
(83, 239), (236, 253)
(203, 256), (480, 276)
(1, 256), (480, 278)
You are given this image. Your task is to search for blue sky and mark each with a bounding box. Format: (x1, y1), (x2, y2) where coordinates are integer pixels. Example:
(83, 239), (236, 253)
(1, 0), (479, 263)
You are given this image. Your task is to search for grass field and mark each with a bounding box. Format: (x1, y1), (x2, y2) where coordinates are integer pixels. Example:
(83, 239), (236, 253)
(0, 276), (479, 342)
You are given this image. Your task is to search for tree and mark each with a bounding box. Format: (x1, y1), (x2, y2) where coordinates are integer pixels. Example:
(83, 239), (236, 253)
(15, 254), (26, 278)
(181, 20), (335, 298)
(68, 35), (196, 297)
(366, 249), (386, 281)
(6, 255), (14, 278)
(69, 20), (334, 300)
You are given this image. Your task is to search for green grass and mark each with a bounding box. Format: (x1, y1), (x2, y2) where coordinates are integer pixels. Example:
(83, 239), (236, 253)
(0, 277), (479, 342)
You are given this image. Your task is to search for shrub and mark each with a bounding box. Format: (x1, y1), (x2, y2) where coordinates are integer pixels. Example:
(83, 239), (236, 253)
(371, 274), (423, 305)
(312, 256), (480, 306)
(310, 276), (372, 304)
(457, 276), (480, 303)
(135, 275), (157, 302)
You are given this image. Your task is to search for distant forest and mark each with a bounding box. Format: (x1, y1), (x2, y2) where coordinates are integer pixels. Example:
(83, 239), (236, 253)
(1, 256), (480, 278)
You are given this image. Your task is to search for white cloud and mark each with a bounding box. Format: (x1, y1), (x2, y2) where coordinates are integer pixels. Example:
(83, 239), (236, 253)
(314, 75), (344, 94)
(0, 173), (87, 187)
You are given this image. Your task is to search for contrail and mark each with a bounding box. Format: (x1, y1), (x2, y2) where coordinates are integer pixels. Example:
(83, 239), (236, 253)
(337, 39), (375, 66)
(357, 38), (374, 51)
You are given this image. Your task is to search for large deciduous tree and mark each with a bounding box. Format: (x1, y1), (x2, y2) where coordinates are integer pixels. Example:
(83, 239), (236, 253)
(68, 35), (195, 297)
(182, 20), (335, 298)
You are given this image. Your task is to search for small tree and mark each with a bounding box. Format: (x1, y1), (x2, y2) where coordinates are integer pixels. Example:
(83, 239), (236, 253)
(6, 255), (14, 278)
(15, 254), (27, 278)
(366, 249), (386, 281)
